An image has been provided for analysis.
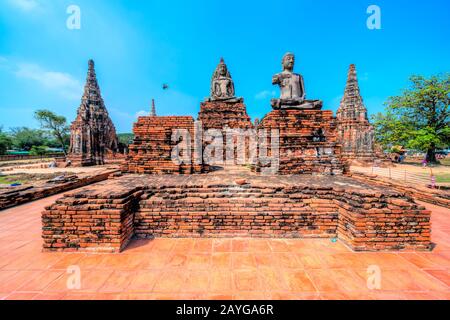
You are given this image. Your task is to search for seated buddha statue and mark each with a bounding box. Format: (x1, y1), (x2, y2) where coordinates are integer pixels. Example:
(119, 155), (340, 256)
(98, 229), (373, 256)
(206, 58), (243, 103)
(271, 52), (322, 109)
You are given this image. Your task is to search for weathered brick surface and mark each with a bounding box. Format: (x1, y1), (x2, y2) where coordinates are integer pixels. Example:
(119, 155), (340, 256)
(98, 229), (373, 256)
(42, 183), (142, 252)
(123, 116), (206, 174)
(42, 174), (431, 252)
(198, 101), (254, 165)
(255, 109), (347, 175)
(135, 186), (338, 239)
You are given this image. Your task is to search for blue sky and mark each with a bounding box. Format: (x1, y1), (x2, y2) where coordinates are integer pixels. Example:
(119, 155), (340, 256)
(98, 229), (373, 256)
(0, 0), (449, 133)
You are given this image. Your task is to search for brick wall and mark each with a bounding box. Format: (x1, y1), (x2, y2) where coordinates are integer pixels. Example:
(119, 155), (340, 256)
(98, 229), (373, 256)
(42, 175), (431, 252)
(198, 101), (254, 165)
(42, 186), (142, 252)
(255, 109), (347, 175)
(135, 186), (338, 239)
(123, 116), (205, 174)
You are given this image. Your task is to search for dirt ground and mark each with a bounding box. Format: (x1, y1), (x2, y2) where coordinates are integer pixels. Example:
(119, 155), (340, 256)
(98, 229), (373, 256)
(387, 162), (449, 175)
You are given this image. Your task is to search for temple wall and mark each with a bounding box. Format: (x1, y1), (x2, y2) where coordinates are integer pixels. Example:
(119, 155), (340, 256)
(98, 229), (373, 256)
(135, 186), (338, 239)
(42, 177), (431, 253)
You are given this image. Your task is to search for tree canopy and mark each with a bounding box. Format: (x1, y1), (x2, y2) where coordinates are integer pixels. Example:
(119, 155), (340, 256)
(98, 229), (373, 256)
(372, 74), (450, 162)
(34, 110), (70, 156)
(0, 127), (13, 155)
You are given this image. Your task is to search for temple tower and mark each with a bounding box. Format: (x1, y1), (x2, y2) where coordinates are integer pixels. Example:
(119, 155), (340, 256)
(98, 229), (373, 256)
(336, 64), (375, 161)
(68, 60), (119, 166)
(150, 99), (156, 117)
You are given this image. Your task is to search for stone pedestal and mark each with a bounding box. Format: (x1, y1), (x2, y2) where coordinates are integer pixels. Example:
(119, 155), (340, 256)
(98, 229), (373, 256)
(255, 109), (346, 175)
(198, 101), (253, 130)
(198, 101), (254, 165)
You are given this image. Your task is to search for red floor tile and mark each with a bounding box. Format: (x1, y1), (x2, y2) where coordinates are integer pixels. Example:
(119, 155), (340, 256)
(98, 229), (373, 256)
(0, 193), (449, 300)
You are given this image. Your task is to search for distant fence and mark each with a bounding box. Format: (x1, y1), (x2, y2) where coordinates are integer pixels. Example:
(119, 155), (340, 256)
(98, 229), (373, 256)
(351, 166), (435, 187)
(0, 153), (64, 162)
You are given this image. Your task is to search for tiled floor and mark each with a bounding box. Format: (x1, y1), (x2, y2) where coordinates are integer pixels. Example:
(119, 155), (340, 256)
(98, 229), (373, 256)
(0, 193), (449, 300)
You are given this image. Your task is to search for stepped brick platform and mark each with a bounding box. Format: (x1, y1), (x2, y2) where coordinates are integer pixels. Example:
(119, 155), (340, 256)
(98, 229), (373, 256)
(42, 171), (431, 253)
(123, 116), (205, 174)
(255, 109), (347, 175)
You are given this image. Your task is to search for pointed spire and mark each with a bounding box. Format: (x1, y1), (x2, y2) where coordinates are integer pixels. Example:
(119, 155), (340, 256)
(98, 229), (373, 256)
(82, 59), (103, 105)
(150, 99), (156, 116)
(337, 64), (367, 121)
(344, 64), (361, 97)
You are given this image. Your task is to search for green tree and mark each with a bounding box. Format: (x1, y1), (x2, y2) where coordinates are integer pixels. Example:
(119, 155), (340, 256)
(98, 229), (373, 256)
(117, 133), (134, 145)
(10, 127), (48, 151)
(29, 145), (48, 156)
(372, 110), (413, 150)
(374, 74), (450, 163)
(0, 127), (13, 155)
(34, 110), (70, 156)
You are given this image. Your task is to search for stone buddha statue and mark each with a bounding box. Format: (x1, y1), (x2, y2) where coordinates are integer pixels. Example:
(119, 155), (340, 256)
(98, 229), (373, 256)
(207, 58), (243, 103)
(271, 52), (322, 109)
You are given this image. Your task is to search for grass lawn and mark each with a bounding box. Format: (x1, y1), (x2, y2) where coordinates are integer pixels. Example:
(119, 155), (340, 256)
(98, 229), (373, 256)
(435, 173), (450, 183)
(440, 158), (450, 166)
(0, 175), (28, 185)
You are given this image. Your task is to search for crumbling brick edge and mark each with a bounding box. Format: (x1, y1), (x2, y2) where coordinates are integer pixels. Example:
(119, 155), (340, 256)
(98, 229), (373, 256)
(0, 170), (119, 211)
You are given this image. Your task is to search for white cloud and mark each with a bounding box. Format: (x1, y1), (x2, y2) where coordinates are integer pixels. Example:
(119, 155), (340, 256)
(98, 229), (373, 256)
(15, 63), (83, 100)
(8, 0), (40, 11)
(255, 90), (276, 100)
(135, 110), (148, 118)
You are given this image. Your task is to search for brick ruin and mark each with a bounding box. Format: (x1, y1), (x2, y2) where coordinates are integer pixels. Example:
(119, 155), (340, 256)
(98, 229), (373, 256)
(336, 64), (375, 161)
(122, 116), (205, 174)
(42, 54), (433, 253)
(67, 60), (119, 166)
(0, 169), (117, 210)
(42, 174), (431, 252)
(255, 109), (346, 175)
(123, 58), (255, 173)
